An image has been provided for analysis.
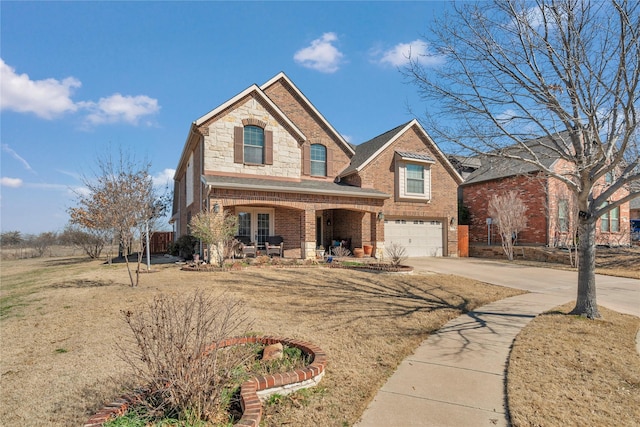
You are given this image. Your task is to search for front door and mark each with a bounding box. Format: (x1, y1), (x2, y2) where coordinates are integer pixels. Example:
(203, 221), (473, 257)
(236, 208), (274, 246)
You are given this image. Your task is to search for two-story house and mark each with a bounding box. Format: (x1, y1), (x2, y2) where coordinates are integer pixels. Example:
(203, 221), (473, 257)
(172, 72), (462, 259)
(461, 133), (631, 248)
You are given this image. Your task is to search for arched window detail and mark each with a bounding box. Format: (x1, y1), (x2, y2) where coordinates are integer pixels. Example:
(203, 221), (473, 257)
(244, 125), (264, 164)
(310, 144), (327, 176)
(234, 124), (273, 165)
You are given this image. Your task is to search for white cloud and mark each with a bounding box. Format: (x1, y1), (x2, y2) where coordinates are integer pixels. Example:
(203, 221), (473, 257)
(81, 93), (160, 126)
(0, 58), (80, 119)
(2, 144), (35, 174)
(1, 58), (160, 126)
(153, 168), (175, 188)
(1, 177), (23, 188)
(294, 32), (344, 73)
(376, 39), (445, 67)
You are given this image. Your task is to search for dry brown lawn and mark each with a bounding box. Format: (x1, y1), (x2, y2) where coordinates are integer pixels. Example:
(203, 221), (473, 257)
(508, 304), (640, 427)
(0, 256), (522, 427)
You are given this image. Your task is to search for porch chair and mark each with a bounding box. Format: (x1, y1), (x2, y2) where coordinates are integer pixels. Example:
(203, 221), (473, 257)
(265, 235), (284, 257)
(235, 236), (257, 258)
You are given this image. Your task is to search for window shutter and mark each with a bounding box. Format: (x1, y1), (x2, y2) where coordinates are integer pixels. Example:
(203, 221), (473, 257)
(302, 143), (310, 175)
(326, 147), (333, 177)
(265, 130), (273, 165)
(234, 127), (243, 163)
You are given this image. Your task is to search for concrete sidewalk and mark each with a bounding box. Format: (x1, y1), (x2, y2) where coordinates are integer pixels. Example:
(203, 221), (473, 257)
(355, 258), (639, 427)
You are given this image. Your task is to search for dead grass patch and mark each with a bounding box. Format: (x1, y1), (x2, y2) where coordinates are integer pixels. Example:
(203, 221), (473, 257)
(507, 303), (640, 427)
(0, 256), (522, 426)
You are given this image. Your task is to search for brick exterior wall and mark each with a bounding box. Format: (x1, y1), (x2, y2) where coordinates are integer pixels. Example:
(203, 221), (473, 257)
(462, 174), (548, 245)
(462, 170), (631, 247)
(262, 79), (353, 178)
(352, 124), (460, 256)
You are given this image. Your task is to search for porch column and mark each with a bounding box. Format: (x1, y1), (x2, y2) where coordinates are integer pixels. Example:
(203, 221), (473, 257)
(302, 208), (316, 259)
(372, 211), (385, 259)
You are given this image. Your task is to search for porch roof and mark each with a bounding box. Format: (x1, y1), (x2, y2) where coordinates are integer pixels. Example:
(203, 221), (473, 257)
(202, 175), (390, 200)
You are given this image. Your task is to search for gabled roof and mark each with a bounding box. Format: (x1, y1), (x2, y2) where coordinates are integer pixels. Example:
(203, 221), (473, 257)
(261, 72), (355, 156)
(462, 132), (571, 185)
(174, 81), (307, 179)
(194, 83), (305, 141)
(339, 119), (463, 184)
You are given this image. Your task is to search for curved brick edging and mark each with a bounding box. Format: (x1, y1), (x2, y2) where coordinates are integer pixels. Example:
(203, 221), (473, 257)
(84, 336), (327, 427)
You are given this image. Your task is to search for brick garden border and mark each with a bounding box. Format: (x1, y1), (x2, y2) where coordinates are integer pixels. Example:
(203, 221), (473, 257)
(84, 336), (327, 427)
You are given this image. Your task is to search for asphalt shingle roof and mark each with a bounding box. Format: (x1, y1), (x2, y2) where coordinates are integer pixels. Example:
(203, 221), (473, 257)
(202, 175), (390, 199)
(341, 121), (411, 176)
(463, 132), (572, 185)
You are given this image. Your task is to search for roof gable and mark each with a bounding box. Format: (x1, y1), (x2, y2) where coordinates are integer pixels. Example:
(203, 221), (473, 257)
(340, 119), (463, 184)
(174, 83), (307, 179)
(261, 72), (355, 156)
(194, 84), (305, 142)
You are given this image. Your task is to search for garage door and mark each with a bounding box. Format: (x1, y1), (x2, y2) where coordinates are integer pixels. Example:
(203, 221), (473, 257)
(385, 219), (443, 257)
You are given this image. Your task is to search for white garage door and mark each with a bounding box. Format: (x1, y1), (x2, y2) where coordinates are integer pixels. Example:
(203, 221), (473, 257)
(385, 219), (443, 257)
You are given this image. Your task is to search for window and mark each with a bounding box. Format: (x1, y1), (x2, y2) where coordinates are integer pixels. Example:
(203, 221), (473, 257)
(186, 152), (194, 206)
(244, 126), (264, 164)
(406, 164), (424, 194)
(601, 203), (620, 232)
(394, 153), (433, 201)
(558, 199), (569, 232)
(310, 144), (327, 176)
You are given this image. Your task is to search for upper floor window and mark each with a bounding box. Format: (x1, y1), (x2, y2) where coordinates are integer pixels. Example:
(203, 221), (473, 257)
(244, 126), (264, 164)
(395, 152), (433, 201)
(234, 124), (273, 165)
(600, 202), (620, 232)
(310, 144), (327, 176)
(558, 199), (569, 232)
(406, 164), (425, 194)
(605, 171), (614, 184)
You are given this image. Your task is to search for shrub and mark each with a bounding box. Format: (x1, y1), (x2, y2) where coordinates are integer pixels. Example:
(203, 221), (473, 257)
(119, 290), (253, 423)
(171, 235), (198, 260)
(385, 242), (408, 267)
(331, 246), (351, 257)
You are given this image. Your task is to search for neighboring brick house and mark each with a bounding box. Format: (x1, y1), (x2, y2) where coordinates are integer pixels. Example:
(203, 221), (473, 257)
(460, 134), (631, 247)
(171, 72), (462, 259)
(631, 197), (640, 219)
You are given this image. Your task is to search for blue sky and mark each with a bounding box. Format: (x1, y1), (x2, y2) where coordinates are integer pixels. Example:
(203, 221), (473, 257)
(1, 1), (453, 235)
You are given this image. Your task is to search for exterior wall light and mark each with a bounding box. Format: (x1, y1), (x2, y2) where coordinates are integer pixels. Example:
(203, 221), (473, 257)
(213, 203), (220, 213)
(377, 212), (385, 221)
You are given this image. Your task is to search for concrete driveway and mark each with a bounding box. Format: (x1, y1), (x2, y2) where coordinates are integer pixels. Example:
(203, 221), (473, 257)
(406, 257), (639, 317)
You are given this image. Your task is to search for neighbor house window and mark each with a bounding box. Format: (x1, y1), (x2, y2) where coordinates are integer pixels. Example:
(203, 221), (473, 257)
(600, 203), (620, 232)
(310, 144), (327, 176)
(406, 164), (424, 194)
(558, 199), (569, 232)
(244, 125), (264, 164)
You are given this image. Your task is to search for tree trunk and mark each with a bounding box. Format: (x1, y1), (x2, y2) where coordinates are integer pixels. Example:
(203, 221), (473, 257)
(570, 218), (600, 318)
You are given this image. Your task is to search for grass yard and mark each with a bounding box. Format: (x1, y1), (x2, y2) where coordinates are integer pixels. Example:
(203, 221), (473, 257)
(1, 252), (638, 426)
(0, 256), (522, 426)
(508, 304), (640, 427)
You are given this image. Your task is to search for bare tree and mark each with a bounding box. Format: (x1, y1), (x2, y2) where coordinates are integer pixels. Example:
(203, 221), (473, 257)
(69, 151), (157, 287)
(189, 209), (238, 267)
(487, 191), (528, 261)
(60, 225), (108, 259)
(406, 0), (639, 318)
